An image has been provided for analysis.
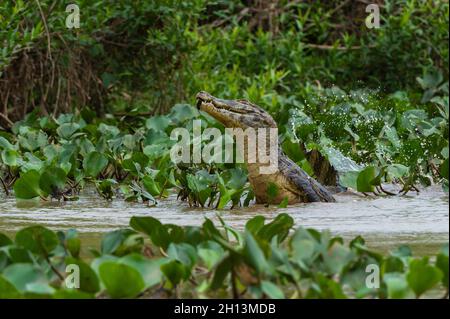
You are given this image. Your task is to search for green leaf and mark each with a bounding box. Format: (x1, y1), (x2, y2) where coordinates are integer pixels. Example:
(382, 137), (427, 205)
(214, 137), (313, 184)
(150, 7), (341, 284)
(83, 151), (108, 177)
(407, 257), (443, 297)
(65, 257), (100, 294)
(0, 275), (21, 298)
(2, 263), (47, 292)
(257, 213), (294, 243)
(56, 123), (80, 139)
(119, 254), (164, 289)
(356, 166), (378, 192)
(100, 229), (142, 256)
(1, 149), (19, 166)
(15, 226), (58, 256)
(339, 171), (359, 189)
(39, 166), (67, 196)
(245, 216), (265, 234)
(261, 280), (284, 299)
(278, 197), (289, 208)
(13, 170), (42, 199)
(142, 175), (161, 196)
(161, 260), (186, 286)
(323, 243), (354, 274)
(0, 233), (12, 247)
(99, 261), (145, 298)
(244, 232), (272, 276)
(0, 136), (15, 150)
(167, 243), (197, 269)
(209, 255), (233, 290)
(198, 246), (223, 269)
(129, 216), (162, 237)
(386, 164), (409, 179)
(146, 115), (171, 131)
(384, 273), (413, 299)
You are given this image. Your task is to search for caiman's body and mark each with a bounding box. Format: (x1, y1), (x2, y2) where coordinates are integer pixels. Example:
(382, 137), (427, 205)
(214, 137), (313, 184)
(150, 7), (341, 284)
(196, 91), (335, 204)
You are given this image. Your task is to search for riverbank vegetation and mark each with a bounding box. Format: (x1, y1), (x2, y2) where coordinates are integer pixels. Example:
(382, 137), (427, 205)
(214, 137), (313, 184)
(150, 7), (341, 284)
(0, 0), (448, 299)
(0, 215), (448, 298)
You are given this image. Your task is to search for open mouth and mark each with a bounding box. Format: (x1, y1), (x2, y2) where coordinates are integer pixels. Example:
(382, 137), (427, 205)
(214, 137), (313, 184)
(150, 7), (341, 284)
(196, 92), (248, 114)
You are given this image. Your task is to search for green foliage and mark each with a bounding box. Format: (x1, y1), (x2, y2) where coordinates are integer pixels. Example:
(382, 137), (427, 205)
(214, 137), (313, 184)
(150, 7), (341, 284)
(0, 1), (448, 121)
(0, 215), (447, 299)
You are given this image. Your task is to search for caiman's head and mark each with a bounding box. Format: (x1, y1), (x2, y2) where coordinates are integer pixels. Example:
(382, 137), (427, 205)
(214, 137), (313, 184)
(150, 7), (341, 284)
(196, 91), (277, 129)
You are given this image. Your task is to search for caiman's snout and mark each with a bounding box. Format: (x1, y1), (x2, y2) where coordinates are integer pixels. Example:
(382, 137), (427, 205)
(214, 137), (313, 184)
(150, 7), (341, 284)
(196, 91), (214, 109)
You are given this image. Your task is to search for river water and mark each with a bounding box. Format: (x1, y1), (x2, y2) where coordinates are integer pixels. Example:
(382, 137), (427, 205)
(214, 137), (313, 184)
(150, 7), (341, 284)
(0, 186), (448, 255)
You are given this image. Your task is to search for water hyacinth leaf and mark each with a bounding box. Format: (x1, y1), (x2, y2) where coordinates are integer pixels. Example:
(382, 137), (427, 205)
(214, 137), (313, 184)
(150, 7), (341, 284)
(198, 248), (223, 269)
(56, 122), (80, 139)
(15, 226), (58, 256)
(386, 164), (409, 179)
(225, 168), (247, 190)
(0, 233), (12, 247)
(384, 273), (413, 299)
(292, 238), (316, 264)
(339, 171), (359, 190)
(310, 273), (347, 299)
(202, 218), (225, 241)
(278, 197), (289, 208)
(66, 237), (81, 258)
(436, 254), (449, 289)
(356, 166), (378, 192)
(99, 261), (145, 298)
(170, 104), (199, 123)
(2, 263), (47, 292)
(391, 245), (412, 259)
(382, 256), (405, 273)
(323, 243), (354, 274)
(151, 224), (184, 250)
(0, 136), (15, 150)
(146, 115), (171, 131)
(1, 149), (19, 166)
(245, 216), (265, 234)
(0, 275), (21, 298)
(119, 254), (164, 288)
(261, 280), (284, 299)
(244, 232), (272, 276)
(318, 145), (363, 174)
(129, 216), (162, 237)
(209, 255), (233, 290)
(39, 166), (67, 196)
(406, 257), (443, 297)
(98, 123), (120, 138)
(13, 170), (42, 199)
(101, 229), (142, 256)
(384, 126), (401, 148)
(167, 243), (197, 269)
(142, 175), (161, 196)
(8, 247), (33, 263)
(83, 151), (108, 177)
(416, 70), (443, 90)
(65, 257), (100, 294)
(160, 260), (186, 286)
(257, 213), (294, 243)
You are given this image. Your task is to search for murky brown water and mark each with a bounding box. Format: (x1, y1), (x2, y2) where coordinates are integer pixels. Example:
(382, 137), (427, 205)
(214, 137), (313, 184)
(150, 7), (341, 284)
(0, 186), (448, 255)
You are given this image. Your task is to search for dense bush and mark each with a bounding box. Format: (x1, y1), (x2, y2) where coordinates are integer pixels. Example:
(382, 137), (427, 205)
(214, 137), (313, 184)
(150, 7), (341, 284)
(1, 0), (448, 126)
